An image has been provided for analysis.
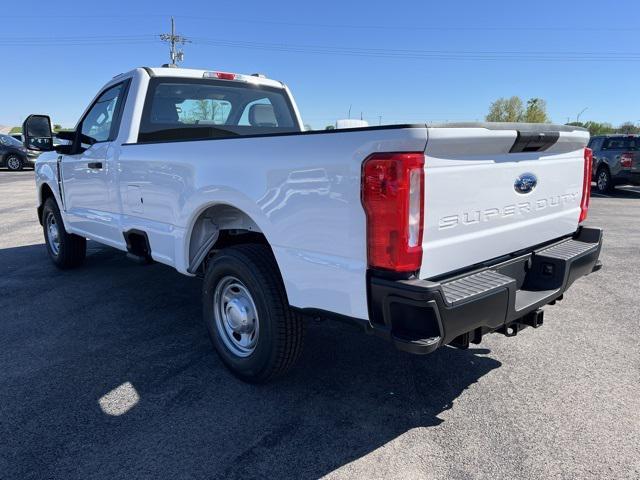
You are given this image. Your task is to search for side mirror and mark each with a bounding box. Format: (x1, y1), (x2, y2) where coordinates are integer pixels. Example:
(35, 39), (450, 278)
(23, 115), (54, 152)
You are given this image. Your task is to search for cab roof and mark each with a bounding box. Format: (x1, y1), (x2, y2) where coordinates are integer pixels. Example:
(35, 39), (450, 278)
(133, 66), (285, 89)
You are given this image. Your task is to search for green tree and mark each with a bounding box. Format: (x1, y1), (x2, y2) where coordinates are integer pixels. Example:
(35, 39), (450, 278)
(616, 122), (640, 134)
(586, 121), (614, 136)
(486, 96), (550, 123)
(196, 100), (213, 120)
(524, 98), (549, 123)
(9, 126), (21, 134)
(485, 96), (523, 122)
(53, 124), (62, 132)
(566, 121), (615, 136)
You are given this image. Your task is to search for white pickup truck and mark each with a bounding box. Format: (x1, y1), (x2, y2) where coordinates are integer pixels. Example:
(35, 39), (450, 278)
(24, 67), (602, 383)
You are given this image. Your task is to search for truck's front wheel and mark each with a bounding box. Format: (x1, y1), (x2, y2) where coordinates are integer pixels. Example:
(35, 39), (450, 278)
(202, 244), (304, 383)
(42, 197), (86, 269)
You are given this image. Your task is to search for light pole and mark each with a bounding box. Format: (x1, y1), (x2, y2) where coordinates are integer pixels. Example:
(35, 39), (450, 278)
(576, 107), (589, 123)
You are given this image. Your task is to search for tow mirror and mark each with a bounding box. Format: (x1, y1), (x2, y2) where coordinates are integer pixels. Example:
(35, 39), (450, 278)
(23, 114), (54, 152)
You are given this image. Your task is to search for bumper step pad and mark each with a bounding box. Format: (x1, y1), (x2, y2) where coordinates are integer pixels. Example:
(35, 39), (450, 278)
(441, 270), (514, 306)
(537, 238), (599, 260)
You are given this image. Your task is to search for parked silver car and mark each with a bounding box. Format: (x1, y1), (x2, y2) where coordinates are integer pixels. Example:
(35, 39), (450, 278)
(0, 134), (35, 171)
(588, 135), (640, 193)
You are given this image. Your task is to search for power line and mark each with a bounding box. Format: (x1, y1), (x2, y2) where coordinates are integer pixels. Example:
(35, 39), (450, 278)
(2, 13), (640, 33)
(0, 34), (156, 46)
(177, 15), (640, 33)
(2, 32), (640, 62)
(190, 37), (640, 62)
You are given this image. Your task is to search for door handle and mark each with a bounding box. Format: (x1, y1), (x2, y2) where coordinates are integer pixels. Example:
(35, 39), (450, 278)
(88, 162), (103, 169)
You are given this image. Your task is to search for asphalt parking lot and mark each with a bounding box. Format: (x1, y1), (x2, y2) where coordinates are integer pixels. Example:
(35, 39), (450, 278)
(1, 170), (639, 480)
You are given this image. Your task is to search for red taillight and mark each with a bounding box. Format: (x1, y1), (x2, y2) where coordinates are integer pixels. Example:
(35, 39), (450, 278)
(621, 152), (634, 168)
(361, 152), (425, 272)
(580, 147), (593, 223)
(215, 72), (236, 80)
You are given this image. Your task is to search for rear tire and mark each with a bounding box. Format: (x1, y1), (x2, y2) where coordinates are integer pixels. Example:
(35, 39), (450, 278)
(6, 155), (23, 171)
(202, 244), (304, 383)
(596, 166), (613, 194)
(42, 197), (86, 269)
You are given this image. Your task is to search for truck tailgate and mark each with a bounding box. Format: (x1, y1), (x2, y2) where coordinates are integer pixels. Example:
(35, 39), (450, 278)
(420, 123), (590, 279)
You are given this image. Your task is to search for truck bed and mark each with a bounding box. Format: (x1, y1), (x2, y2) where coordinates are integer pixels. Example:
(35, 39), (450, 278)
(115, 122), (589, 320)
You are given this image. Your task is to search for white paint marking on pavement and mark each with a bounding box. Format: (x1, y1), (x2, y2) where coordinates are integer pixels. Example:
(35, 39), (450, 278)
(98, 381), (140, 416)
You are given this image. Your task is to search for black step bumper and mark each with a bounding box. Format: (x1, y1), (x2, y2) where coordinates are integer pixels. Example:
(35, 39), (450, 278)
(368, 226), (603, 354)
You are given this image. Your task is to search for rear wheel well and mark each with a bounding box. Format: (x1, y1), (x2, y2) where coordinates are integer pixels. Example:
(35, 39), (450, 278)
(188, 205), (272, 276)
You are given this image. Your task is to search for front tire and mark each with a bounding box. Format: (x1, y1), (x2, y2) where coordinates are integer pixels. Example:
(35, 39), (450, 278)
(596, 166), (613, 194)
(6, 155), (23, 171)
(202, 244), (304, 383)
(42, 197), (86, 269)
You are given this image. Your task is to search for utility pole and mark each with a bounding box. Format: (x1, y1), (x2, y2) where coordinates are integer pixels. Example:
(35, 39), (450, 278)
(160, 17), (190, 67)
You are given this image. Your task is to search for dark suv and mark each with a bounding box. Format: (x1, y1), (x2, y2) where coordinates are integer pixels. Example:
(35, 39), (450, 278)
(0, 134), (36, 171)
(588, 135), (640, 193)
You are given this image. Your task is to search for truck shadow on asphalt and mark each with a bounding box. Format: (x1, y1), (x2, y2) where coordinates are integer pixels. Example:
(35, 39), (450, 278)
(0, 242), (501, 480)
(590, 185), (640, 199)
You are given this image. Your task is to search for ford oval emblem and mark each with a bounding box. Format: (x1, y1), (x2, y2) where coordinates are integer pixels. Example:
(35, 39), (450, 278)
(514, 173), (537, 194)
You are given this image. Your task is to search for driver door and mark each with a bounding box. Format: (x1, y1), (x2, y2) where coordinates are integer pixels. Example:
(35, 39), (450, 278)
(61, 81), (129, 245)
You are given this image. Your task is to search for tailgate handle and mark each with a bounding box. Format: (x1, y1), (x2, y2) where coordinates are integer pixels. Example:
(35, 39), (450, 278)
(88, 162), (103, 169)
(509, 131), (559, 153)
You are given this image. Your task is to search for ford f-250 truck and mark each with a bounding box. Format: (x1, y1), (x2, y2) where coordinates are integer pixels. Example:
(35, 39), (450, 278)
(23, 67), (602, 383)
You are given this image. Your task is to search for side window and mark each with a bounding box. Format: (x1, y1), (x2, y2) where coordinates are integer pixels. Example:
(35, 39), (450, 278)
(80, 82), (127, 144)
(589, 138), (603, 151)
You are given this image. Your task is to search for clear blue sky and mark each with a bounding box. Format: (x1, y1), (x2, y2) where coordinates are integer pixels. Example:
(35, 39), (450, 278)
(1, 0), (639, 129)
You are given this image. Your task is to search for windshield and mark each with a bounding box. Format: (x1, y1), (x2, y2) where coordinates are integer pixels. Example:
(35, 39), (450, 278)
(0, 135), (23, 147)
(138, 78), (299, 143)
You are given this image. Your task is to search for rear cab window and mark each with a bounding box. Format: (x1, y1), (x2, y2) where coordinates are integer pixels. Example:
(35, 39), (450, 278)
(602, 137), (639, 151)
(138, 77), (299, 143)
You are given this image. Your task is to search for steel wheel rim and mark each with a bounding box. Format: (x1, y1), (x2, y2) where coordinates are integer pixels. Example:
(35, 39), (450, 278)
(213, 276), (259, 357)
(7, 156), (20, 170)
(45, 212), (61, 256)
(597, 171), (608, 191)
